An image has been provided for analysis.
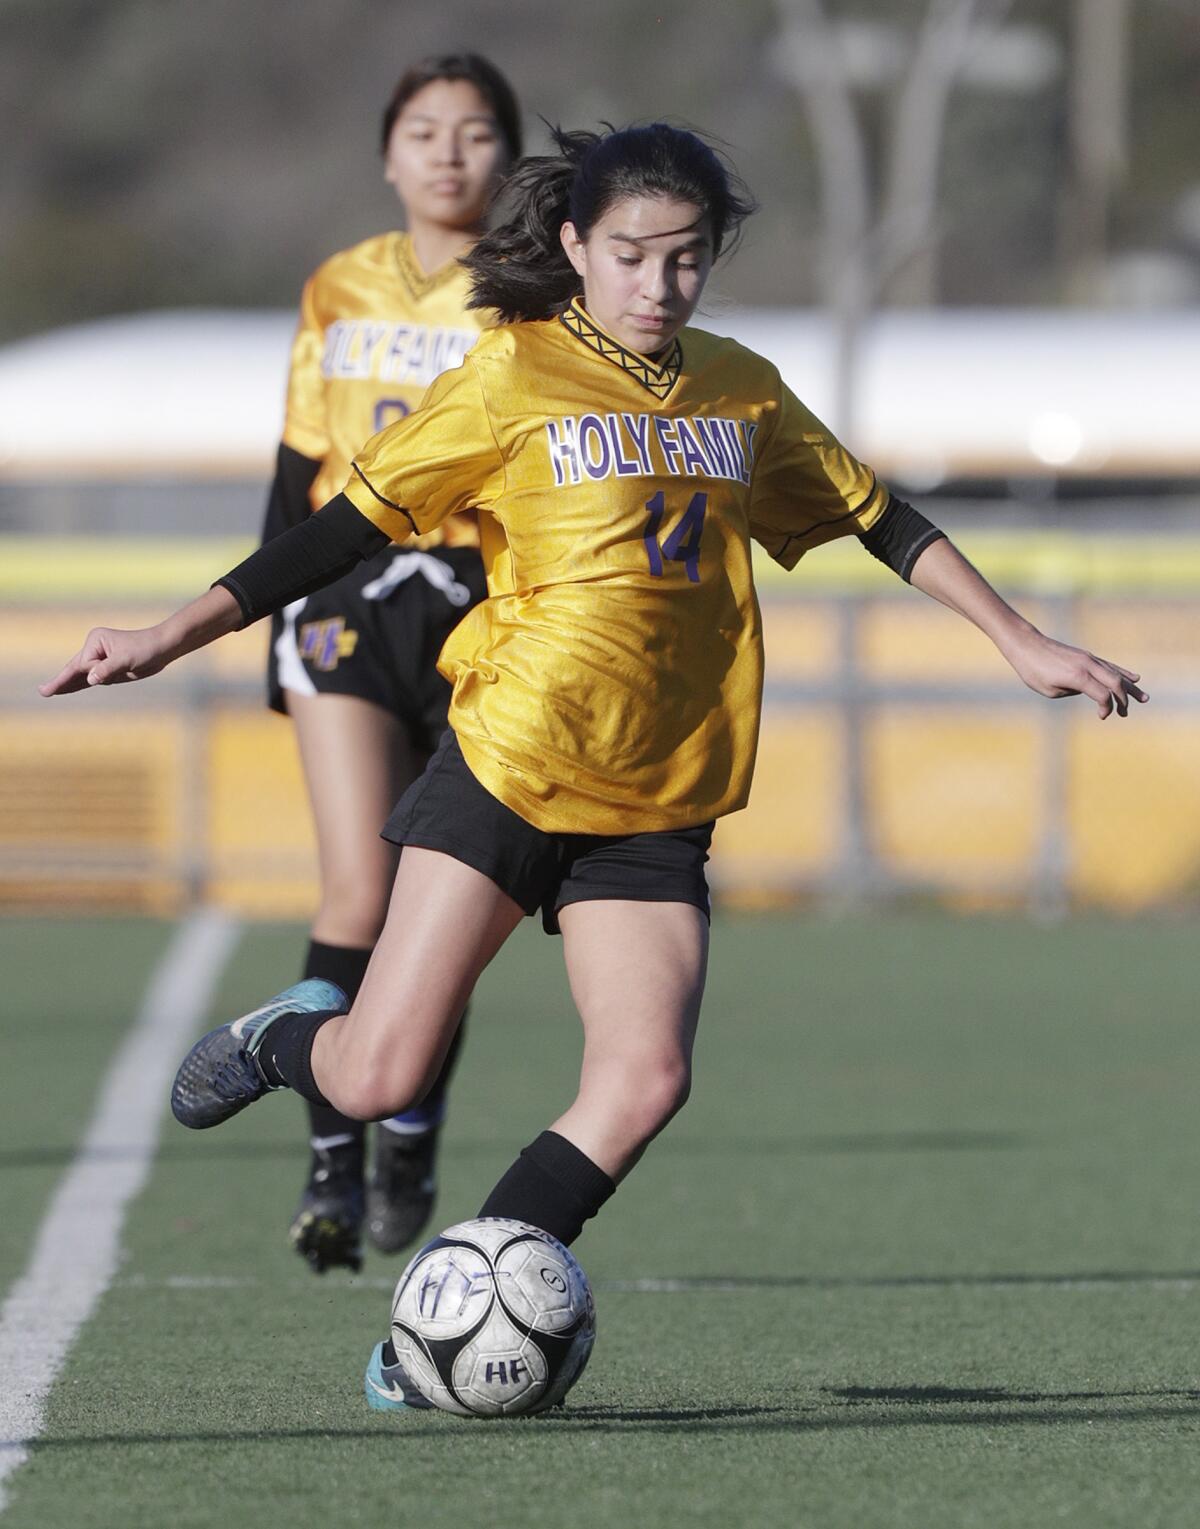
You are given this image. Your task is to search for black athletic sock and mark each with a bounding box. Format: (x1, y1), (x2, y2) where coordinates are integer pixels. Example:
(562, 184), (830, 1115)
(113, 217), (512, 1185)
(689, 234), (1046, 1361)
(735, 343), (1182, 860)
(256, 1008), (339, 1106)
(477, 1130), (616, 1247)
(303, 942), (371, 1146)
(304, 939), (372, 999)
(427, 1007), (467, 1112)
(384, 1008), (468, 1133)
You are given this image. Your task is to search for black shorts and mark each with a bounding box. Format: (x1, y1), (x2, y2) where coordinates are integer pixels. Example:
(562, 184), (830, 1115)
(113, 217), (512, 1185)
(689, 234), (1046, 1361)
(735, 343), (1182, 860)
(382, 730), (714, 935)
(267, 545), (487, 754)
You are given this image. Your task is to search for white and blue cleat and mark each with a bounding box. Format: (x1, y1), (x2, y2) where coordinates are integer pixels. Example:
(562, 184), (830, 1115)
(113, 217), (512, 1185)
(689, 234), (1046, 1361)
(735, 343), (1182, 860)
(170, 978), (346, 1130)
(364, 1340), (434, 1413)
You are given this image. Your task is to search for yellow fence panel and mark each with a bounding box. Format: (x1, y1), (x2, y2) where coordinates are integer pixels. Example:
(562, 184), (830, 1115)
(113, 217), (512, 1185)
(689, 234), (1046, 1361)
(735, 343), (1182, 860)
(868, 712), (1043, 885)
(207, 711), (317, 918)
(2, 539), (1198, 915)
(1068, 719), (1200, 908)
(0, 711), (186, 913)
(711, 709), (844, 891)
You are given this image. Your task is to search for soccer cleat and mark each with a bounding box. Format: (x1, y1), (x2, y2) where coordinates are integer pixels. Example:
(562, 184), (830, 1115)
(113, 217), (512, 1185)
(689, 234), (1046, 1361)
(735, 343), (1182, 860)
(288, 1142), (365, 1275)
(364, 1339), (434, 1412)
(169, 978), (346, 1130)
(366, 1124), (440, 1254)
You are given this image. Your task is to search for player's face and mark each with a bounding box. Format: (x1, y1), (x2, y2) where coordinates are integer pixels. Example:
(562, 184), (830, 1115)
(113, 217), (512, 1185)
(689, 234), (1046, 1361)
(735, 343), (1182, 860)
(560, 195), (713, 356)
(384, 79), (508, 232)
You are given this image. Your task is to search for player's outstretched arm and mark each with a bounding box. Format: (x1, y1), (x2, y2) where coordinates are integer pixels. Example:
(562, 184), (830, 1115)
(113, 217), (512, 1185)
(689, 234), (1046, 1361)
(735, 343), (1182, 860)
(907, 536), (1148, 720)
(39, 585), (243, 696)
(40, 493), (392, 699)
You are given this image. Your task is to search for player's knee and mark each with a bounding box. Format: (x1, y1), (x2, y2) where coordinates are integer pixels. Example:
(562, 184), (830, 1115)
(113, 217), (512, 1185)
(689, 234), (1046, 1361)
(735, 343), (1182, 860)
(626, 1053), (692, 1142)
(329, 1061), (428, 1123)
(653, 1053), (693, 1123)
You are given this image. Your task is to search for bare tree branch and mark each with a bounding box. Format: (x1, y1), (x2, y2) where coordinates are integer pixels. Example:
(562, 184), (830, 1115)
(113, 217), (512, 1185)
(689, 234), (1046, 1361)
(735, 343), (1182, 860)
(772, 0), (1015, 429)
(772, 0), (870, 305)
(772, 0), (872, 433)
(1060, 0), (1131, 298)
(879, 0), (1014, 303)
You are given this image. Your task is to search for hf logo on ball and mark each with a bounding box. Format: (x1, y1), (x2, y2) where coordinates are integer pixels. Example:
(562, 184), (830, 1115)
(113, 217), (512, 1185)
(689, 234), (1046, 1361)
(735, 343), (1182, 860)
(484, 1358), (529, 1386)
(417, 1262), (497, 1320)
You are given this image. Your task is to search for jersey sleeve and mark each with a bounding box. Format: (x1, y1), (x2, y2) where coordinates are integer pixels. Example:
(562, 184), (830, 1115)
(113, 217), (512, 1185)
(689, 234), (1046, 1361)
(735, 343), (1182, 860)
(280, 276), (331, 462)
(342, 358), (505, 544)
(748, 377), (889, 570)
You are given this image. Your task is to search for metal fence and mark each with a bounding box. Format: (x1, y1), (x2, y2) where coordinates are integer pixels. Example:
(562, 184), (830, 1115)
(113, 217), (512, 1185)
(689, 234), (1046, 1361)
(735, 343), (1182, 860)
(3, 570), (1197, 917)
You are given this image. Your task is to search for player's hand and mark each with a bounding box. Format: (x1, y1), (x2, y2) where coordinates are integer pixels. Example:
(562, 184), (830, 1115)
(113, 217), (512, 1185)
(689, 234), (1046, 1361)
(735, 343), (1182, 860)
(39, 625), (173, 696)
(1005, 629), (1148, 719)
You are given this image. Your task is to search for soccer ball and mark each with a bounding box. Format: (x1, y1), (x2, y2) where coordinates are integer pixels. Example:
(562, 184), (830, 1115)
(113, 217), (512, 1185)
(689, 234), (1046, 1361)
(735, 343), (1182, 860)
(389, 1217), (595, 1417)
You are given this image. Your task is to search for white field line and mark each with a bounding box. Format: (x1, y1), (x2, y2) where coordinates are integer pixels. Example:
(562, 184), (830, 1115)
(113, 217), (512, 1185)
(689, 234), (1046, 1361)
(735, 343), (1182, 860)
(0, 909), (240, 1511)
(110, 1272), (1200, 1296)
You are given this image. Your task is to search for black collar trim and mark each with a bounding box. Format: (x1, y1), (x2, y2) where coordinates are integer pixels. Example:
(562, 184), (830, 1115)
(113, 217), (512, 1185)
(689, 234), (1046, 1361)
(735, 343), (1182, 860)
(559, 302), (682, 401)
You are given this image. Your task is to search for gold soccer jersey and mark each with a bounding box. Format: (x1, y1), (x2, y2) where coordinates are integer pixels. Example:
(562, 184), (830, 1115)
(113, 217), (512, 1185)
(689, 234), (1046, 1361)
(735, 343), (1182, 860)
(344, 299), (889, 835)
(282, 230), (486, 544)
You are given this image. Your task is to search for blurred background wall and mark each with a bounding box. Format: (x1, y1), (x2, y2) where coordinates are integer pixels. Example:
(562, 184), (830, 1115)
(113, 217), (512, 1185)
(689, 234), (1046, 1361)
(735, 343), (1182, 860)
(1, 0), (1197, 916)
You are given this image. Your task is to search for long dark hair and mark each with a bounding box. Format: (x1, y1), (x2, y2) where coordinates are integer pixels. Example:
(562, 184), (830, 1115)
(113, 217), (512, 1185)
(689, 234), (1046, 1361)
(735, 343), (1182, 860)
(463, 122), (755, 322)
(380, 54), (523, 162)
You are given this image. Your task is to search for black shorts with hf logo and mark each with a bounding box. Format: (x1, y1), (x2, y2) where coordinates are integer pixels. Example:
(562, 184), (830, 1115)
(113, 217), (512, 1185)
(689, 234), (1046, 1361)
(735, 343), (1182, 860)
(266, 544), (487, 754)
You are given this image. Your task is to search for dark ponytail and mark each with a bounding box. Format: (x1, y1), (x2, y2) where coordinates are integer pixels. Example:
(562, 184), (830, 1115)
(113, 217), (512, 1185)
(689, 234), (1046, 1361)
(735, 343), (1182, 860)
(464, 122), (755, 323)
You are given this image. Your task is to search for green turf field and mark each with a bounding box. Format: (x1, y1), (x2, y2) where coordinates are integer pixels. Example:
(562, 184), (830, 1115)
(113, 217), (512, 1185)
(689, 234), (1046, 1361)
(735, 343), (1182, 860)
(2, 912), (1199, 1529)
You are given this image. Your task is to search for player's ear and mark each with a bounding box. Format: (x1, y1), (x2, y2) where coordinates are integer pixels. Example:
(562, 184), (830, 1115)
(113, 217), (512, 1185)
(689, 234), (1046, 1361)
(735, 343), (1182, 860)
(560, 221), (587, 280)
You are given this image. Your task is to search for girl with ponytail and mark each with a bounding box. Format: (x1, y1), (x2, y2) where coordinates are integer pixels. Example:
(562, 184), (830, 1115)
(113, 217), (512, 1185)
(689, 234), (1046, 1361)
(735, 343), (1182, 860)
(44, 121), (1145, 1405)
(463, 123), (753, 321)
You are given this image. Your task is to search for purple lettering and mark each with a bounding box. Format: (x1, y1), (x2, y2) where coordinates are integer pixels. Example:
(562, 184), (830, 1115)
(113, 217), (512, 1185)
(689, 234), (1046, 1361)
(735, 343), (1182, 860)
(675, 418), (713, 477)
(545, 417), (581, 486)
(718, 418), (749, 484)
(606, 414), (641, 476)
(653, 417), (682, 475)
(578, 414), (612, 480)
(621, 413), (654, 473)
(695, 417), (733, 480)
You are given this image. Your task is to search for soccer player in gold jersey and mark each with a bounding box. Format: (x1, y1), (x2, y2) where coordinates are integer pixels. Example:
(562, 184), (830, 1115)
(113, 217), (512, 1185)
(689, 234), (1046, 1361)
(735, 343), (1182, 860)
(259, 55), (520, 1274)
(43, 123), (1146, 1411)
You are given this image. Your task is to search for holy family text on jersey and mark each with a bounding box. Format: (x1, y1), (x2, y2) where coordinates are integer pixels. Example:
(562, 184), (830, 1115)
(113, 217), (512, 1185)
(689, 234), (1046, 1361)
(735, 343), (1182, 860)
(544, 412), (757, 488)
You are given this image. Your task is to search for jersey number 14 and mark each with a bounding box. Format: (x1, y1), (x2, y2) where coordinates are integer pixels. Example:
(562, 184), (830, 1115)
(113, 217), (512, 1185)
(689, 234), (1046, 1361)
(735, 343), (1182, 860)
(644, 491), (707, 583)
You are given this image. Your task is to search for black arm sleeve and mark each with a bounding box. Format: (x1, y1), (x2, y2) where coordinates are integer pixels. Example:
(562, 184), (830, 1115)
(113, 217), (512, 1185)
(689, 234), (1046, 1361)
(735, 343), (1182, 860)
(260, 442), (322, 545)
(857, 495), (946, 583)
(216, 494), (391, 626)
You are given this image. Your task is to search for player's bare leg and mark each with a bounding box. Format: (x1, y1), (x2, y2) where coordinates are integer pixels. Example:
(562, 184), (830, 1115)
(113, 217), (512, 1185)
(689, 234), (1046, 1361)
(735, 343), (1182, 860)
(472, 899), (708, 1248)
(171, 848), (522, 1127)
(368, 897), (707, 1416)
(290, 691), (414, 950)
(293, 692), (466, 1260)
(309, 850), (523, 1114)
(553, 900), (708, 1178)
(286, 691), (417, 1271)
